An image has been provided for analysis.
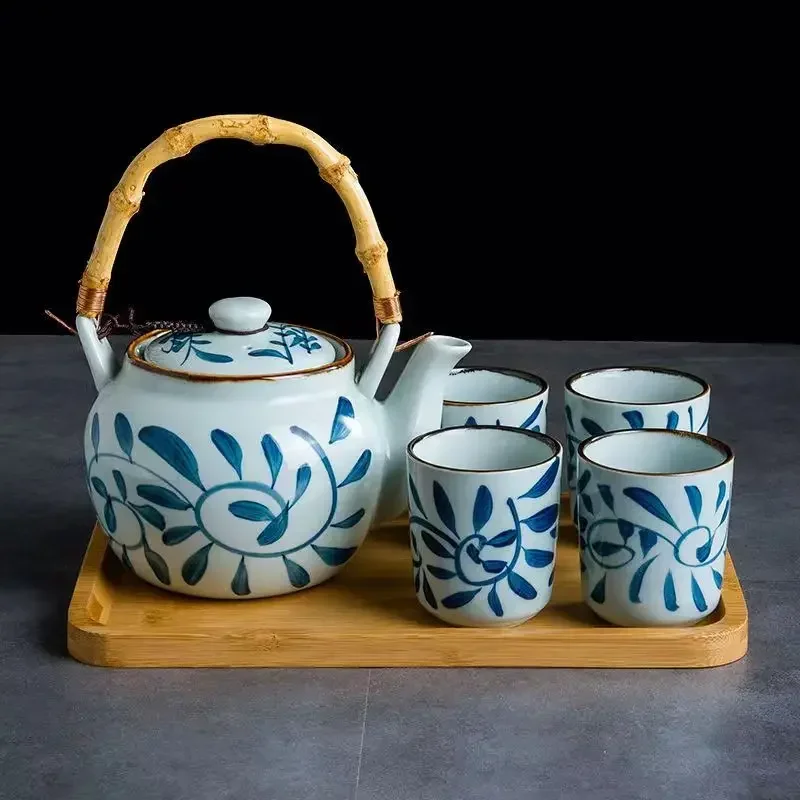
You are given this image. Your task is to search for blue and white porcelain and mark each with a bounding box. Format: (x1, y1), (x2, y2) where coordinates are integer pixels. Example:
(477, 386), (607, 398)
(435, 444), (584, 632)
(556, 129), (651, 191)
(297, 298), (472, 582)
(441, 367), (549, 432)
(577, 429), (734, 626)
(564, 366), (711, 519)
(406, 426), (563, 627)
(76, 296), (471, 599)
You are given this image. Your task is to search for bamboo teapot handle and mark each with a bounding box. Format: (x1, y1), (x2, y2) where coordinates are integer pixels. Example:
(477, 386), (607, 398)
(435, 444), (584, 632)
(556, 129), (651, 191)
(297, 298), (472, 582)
(76, 114), (401, 325)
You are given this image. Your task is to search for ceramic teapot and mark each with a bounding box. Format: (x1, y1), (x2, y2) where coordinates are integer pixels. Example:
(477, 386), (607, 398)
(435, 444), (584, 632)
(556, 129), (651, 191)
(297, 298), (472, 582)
(73, 114), (471, 599)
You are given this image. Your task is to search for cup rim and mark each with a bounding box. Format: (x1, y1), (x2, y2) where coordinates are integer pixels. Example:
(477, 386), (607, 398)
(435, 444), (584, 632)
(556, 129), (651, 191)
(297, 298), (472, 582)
(443, 366), (549, 407)
(577, 428), (734, 477)
(407, 425), (562, 474)
(564, 365), (710, 406)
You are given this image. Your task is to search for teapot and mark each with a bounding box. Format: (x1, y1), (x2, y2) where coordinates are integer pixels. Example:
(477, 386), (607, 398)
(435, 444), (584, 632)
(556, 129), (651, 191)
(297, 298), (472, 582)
(73, 114), (471, 599)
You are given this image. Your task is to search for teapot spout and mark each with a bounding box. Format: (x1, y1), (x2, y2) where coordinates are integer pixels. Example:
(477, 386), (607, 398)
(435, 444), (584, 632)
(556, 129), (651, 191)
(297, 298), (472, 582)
(376, 335), (471, 522)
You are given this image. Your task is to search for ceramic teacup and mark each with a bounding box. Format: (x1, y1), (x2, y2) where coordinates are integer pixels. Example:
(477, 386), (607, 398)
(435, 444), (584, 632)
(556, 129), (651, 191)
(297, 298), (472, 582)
(564, 366), (711, 519)
(441, 367), (549, 432)
(406, 425), (563, 627)
(577, 429), (734, 627)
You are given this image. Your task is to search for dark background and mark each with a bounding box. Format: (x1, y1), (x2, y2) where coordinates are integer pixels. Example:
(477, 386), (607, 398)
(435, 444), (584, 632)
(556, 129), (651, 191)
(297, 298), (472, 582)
(7, 49), (793, 344)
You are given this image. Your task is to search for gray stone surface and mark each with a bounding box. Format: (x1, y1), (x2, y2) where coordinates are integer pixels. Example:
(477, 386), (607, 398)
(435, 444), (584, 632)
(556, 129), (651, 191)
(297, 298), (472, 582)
(1, 335), (798, 799)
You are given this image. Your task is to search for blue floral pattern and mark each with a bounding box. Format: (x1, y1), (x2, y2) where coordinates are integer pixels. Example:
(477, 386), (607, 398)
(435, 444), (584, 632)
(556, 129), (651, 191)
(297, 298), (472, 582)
(565, 403), (709, 486)
(577, 469), (730, 614)
(86, 396), (370, 595)
(160, 333), (233, 364)
(463, 399), (544, 432)
(248, 324), (322, 363)
(409, 458), (560, 618)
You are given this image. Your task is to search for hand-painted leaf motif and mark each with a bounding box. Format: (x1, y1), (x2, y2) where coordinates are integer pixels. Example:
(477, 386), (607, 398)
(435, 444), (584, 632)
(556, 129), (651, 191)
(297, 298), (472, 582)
(136, 484), (192, 510)
(549, 526), (557, 539)
(229, 500), (274, 522)
(578, 516), (588, 534)
(91, 476), (108, 499)
(639, 528), (658, 556)
(408, 476), (426, 516)
(309, 342), (322, 351)
(338, 450), (372, 488)
(257, 506), (289, 545)
(121, 546), (133, 571)
(578, 470), (591, 493)
(422, 531), (454, 559)
(598, 484), (615, 512)
(508, 571), (537, 600)
(696, 538), (712, 563)
(590, 574), (606, 603)
(718, 500), (730, 526)
(472, 485), (493, 533)
(261, 434), (283, 488)
(138, 426), (204, 489)
(433, 481), (458, 536)
(194, 349), (234, 363)
(623, 487), (679, 530)
(414, 570), (421, 593)
(91, 413), (100, 455)
(465, 416), (478, 427)
(520, 400), (544, 430)
(422, 573), (438, 608)
(581, 418), (605, 437)
(130, 503), (166, 531)
(191, 340), (211, 345)
(283, 556), (310, 588)
(103, 499), (116, 533)
(162, 525), (199, 545)
(580, 493), (594, 516)
(548, 569), (555, 586)
(182, 543), (212, 585)
(312, 545), (358, 566)
(666, 410), (679, 430)
(488, 585), (503, 617)
(329, 396), (355, 444)
(519, 458), (560, 499)
(211, 429), (243, 479)
(427, 565), (456, 580)
(112, 469), (127, 501)
(144, 543), (170, 585)
(521, 504), (559, 533)
(466, 543), (482, 563)
(524, 548), (554, 568)
(331, 509), (366, 528)
(487, 529), (516, 547)
(663, 570), (678, 611)
(712, 568), (723, 589)
(622, 410), (644, 429)
(592, 540), (625, 557)
(629, 555), (658, 603)
(716, 481), (726, 512)
(617, 519), (634, 541)
(531, 425), (540, 433)
(441, 588), (481, 608)
(294, 464), (312, 502)
(691, 574), (707, 612)
(697, 410), (709, 433)
(114, 413), (133, 459)
(249, 348), (285, 358)
(231, 557), (251, 596)
(685, 485), (702, 523)
(565, 405), (575, 431)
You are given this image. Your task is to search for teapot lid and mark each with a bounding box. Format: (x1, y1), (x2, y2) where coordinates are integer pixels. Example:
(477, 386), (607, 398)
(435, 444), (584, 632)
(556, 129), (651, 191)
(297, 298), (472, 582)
(134, 297), (343, 377)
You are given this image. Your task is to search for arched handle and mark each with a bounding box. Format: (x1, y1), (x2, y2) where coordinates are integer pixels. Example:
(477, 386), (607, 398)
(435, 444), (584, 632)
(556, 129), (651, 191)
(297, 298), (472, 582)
(76, 114), (401, 324)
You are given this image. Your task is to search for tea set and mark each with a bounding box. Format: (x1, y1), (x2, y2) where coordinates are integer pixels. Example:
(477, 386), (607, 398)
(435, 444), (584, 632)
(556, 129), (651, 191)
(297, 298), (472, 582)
(69, 113), (734, 632)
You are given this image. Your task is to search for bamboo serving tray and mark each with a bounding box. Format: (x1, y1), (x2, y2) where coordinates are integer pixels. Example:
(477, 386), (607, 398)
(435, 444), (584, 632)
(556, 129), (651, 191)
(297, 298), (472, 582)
(67, 494), (748, 668)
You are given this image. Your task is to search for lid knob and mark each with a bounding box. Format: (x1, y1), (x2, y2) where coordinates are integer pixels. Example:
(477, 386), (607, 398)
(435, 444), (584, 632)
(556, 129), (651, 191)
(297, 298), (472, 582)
(208, 297), (271, 334)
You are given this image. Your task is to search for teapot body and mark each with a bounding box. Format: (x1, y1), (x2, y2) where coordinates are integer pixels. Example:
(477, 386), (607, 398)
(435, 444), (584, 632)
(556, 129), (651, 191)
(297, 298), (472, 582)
(83, 354), (385, 599)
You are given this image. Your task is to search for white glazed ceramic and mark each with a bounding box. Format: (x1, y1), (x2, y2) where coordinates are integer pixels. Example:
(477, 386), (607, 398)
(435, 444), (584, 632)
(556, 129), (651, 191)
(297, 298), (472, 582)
(441, 367), (549, 432)
(577, 429), (734, 627)
(78, 296), (471, 599)
(564, 366), (711, 519)
(406, 426), (563, 627)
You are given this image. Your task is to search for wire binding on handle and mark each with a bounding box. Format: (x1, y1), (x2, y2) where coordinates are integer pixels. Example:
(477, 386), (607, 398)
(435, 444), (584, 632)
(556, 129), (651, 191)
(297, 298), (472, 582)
(75, 114), (402, 325)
